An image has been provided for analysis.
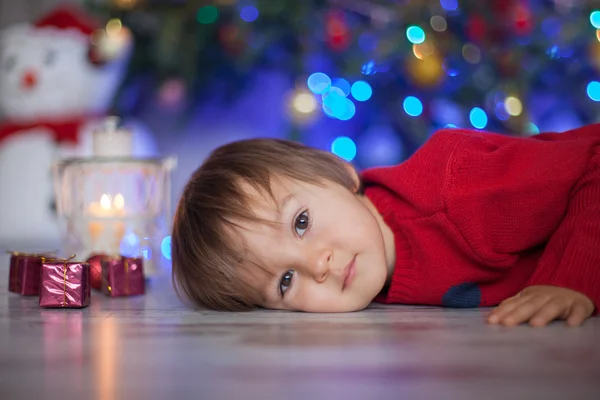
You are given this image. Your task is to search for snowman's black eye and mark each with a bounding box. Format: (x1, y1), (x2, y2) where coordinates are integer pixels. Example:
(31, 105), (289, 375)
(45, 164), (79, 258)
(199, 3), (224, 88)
(45, 49), (57, 66)
(3, 54), (16, 71)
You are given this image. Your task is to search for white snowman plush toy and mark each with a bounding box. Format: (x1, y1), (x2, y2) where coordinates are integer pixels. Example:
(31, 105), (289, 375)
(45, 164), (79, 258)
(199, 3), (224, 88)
(0, 5), (156, 248)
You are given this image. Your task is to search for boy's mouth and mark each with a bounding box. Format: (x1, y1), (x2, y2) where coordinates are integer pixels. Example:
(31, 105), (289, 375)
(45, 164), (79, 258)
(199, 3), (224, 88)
(342, 256), (357, 291)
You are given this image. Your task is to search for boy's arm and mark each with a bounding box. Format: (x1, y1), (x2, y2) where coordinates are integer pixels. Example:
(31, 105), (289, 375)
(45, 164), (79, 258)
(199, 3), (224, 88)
(442, 124), (600, 322)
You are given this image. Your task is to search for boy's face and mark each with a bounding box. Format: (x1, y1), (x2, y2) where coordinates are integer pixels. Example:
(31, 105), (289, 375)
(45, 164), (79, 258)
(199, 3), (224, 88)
(239, 176), (393, 312)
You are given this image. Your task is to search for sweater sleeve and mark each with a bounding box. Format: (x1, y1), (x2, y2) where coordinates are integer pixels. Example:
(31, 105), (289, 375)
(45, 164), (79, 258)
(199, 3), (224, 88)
(441, 124), (600, 309)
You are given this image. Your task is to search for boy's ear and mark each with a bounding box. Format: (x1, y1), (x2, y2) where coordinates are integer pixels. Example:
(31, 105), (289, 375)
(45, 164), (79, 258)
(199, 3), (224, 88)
(343, 162), (362, 193)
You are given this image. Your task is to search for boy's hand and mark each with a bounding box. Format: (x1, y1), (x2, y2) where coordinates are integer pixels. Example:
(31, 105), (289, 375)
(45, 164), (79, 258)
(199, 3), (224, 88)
(487, 285), (595, 327)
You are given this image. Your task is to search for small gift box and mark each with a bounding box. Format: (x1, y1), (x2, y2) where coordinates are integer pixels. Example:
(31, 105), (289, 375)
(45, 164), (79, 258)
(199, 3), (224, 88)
(101, 256), (145, 297)
(39, 256), (91, 308)
(8, 252), (46, 296)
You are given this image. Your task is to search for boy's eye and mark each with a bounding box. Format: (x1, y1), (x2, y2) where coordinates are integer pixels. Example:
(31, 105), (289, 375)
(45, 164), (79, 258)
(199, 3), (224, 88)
(279, 270), (294, 297)
(294, 210), (310, 237)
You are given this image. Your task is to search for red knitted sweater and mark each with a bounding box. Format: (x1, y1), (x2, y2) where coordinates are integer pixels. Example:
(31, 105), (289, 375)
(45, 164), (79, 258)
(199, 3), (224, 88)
(362, 124), (600, 310)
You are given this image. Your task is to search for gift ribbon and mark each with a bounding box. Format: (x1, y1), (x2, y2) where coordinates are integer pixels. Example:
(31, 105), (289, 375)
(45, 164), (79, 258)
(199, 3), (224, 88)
(125, 259), (129, 296)
(41, 255), (76, 307)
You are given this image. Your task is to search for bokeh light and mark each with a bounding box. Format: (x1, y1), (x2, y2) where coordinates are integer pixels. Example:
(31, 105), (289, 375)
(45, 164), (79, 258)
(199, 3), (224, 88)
(357, 126), (405, 168)
(587, 81), (600, 101)
(332, 78), (351, 96)
(430, 15), (447, 32)
(197, 6), (219, 24)
(361, 60), (377, 75)
(591, 11), (600, 29)
(440, 0), (458, 12)
(331, 136), (357, 161)
(504, 96), (523, 116)
(161, 236), (172, 260)
(469, 107), (488, 129)
(292, 92), (317, 113)
(240, 6), (259, 22)
(120, 232), (140, 257)
(351, 80), (373, 101)
(495, 102), (510, 121)
(406, 25), (426, 44)
(323, 89), (349, 119)
(337, 99), (356, 120)
(307, 72), (331, 94)
(403, 96), (423, 116)
(527, 122), (540, 135)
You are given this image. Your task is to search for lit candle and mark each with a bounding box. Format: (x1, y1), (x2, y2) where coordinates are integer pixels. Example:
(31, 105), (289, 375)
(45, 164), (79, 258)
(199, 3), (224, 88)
(88, 194), (126, 250)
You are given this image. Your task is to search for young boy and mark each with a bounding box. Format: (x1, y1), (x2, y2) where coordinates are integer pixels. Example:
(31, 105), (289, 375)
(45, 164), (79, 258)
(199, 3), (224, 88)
(171, 124), (600, 327)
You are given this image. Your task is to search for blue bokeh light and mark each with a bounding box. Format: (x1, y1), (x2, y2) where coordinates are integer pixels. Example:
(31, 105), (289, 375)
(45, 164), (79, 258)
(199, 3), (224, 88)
(240, 5), (259, 22)
(120, 232), (140, 257)
(587, 81), (600, 101)
(469, 107), (488, 129)
(331, 136), (357, 161)
(161, 236), (172, 260)
(403, 96), (423, 117)
(361, 60), (377, 75)
(357, 125), (405, 168)
(528, 122), (540, 135)
(351, 80), (373, 101)
(406, 25), (426, 44)
(495, 102), (510, 121)
(307, 72), (331, 94)
(337, 98), (356, 121)
(440, 0), (458, 11)
(323, 89), (347, 117)
(591, 11), (600, 29)
(332, 78), (351, 96)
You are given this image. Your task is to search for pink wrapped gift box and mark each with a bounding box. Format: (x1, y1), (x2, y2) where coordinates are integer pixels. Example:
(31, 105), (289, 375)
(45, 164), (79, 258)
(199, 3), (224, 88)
(8, 253), (43, 296)
(39, 260), (91, 308)
(101, 256), (145, 297)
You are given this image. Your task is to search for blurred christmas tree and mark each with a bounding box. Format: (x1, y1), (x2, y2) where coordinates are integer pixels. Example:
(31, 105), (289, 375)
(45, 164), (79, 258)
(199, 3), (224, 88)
(85, 0), (600, 166)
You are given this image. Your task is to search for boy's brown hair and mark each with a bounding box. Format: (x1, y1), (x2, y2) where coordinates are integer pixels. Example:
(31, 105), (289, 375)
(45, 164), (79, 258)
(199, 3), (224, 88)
(171, 138), (358, 311)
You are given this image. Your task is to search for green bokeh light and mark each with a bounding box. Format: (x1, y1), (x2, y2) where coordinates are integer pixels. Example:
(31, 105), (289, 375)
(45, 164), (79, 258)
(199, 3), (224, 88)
(197, 6), (219, 24)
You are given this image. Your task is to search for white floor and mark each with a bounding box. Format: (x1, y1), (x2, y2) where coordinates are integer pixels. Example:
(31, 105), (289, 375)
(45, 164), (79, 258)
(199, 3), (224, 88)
(1, 258), (600, 400)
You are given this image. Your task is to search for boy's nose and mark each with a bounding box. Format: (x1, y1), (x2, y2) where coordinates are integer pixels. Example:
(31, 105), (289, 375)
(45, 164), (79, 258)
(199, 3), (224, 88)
(312, 249), (333, 283)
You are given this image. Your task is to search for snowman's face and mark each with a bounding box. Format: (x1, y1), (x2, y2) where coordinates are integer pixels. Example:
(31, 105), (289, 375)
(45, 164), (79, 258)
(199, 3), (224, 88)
(0, 26), (119, 121)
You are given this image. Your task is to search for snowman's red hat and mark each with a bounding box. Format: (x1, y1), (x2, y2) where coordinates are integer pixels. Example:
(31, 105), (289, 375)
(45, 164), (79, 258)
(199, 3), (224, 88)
(34, 4), (100, 37)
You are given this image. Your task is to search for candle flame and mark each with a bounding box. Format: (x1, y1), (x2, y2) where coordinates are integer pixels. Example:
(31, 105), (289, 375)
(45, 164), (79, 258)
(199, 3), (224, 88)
(113, 193), (125, 210)
(100, 194), (112, 210)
